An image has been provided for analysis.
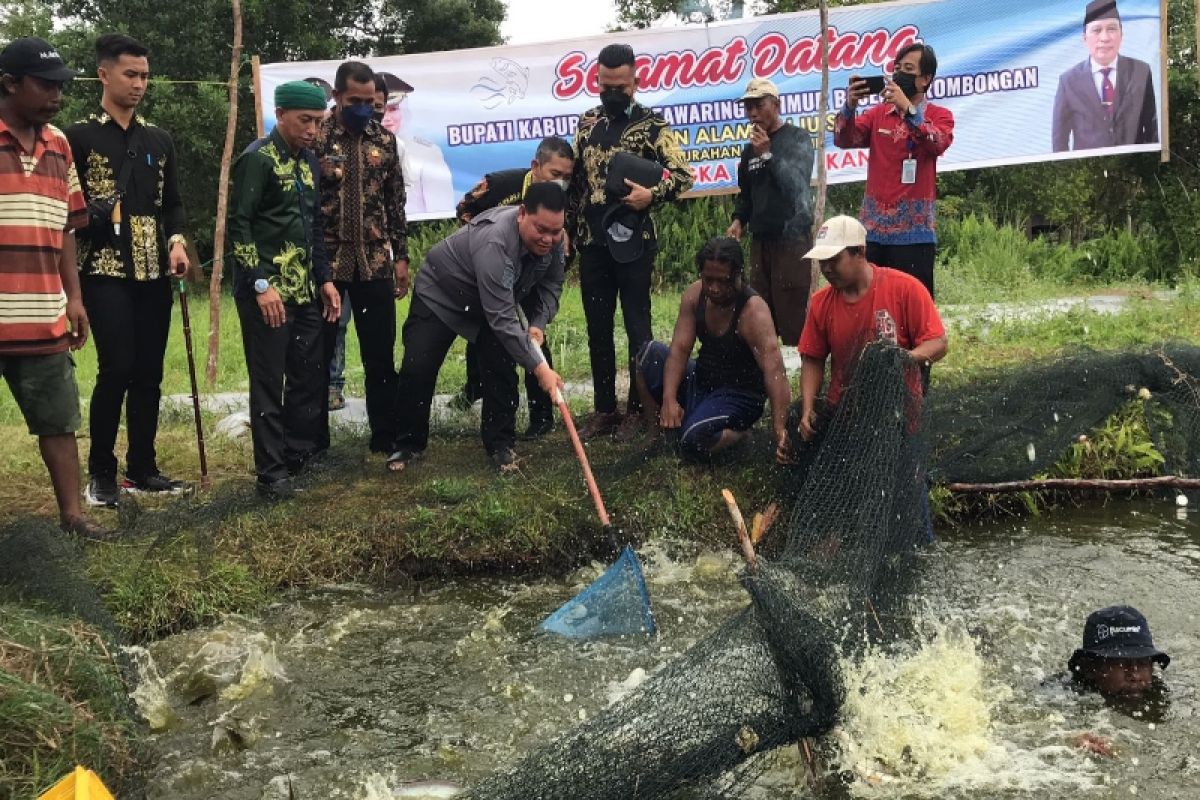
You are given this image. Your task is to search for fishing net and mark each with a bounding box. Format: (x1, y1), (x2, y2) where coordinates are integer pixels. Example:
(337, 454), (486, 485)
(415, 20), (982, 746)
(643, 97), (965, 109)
(927, 343), (1200, 483)
(465, 342), (1200, 800)
(464, 342), (930, 799)
(539, 545), (657, 639)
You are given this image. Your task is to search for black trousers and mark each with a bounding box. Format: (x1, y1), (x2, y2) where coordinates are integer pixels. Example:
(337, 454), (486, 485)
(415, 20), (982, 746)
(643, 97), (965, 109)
(866, 242), (937, 300)
(328, 278), (398, 452)
(237, 297), (329, 483)
(463, 324), (555, 426)
(393, 295), (520, 456)
(82, 275), (173, 480)
(579, 244), (655, 414)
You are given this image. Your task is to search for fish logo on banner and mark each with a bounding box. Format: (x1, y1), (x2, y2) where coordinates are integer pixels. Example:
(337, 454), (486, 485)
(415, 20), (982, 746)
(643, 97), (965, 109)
(472, 57), (530, 109)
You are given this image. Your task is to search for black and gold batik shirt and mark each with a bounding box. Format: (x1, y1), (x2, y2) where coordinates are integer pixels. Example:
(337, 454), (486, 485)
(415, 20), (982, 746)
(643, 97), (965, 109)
(65, 109), (187, 281)
(566, 101), (693, 249)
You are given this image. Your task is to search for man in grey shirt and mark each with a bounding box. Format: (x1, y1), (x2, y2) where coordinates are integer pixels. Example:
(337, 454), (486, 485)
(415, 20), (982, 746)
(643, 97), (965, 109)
(388, 182), (567, 472)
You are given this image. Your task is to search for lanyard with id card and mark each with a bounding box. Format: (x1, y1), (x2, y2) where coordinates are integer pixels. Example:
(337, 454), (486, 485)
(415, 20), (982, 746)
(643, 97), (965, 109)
(901, 136), (917, 185)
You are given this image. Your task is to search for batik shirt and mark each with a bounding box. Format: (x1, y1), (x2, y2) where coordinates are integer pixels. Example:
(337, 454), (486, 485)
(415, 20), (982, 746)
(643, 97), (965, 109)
(567, 102), (693, 249)
(65, 110), (187, 281)
(316, 115), (407, 282)
(833, 100), (954, 245)
(228, 127), (331, 304)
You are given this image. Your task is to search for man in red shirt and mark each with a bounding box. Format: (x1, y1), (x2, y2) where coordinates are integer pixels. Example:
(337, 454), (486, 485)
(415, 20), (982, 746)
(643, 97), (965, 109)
(0, 38), (107, 537)
(797, 216), (946, 441)
(836, 43), (953, 300)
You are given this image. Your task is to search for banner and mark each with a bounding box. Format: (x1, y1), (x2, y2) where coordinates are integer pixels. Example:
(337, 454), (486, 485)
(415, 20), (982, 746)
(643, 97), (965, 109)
(257, 0), (1166, 221)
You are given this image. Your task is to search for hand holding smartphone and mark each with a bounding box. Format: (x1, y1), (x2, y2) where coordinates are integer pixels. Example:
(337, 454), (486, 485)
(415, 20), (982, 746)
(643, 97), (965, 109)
(861, 75), (887, 94)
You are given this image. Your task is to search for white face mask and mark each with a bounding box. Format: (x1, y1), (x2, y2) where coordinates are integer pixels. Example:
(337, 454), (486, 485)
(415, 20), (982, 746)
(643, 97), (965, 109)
(550, 178), (570, 191)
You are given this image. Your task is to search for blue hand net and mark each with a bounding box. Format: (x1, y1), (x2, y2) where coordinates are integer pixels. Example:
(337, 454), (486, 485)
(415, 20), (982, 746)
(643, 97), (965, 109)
(539, 546), (657, 639)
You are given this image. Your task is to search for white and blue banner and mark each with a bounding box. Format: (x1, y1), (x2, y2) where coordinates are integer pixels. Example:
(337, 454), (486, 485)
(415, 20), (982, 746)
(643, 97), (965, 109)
(257, 0), (1166, 220)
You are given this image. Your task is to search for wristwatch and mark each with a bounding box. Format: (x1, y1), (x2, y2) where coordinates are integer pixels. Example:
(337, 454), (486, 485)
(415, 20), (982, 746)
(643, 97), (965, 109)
(253, 278), (270, 294)
(167, 233), (188, 250)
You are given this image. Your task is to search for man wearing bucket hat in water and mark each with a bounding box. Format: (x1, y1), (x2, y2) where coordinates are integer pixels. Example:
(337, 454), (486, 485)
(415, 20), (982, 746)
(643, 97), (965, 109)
(1069, 605), (1169, 698)
(1064, 605), (1170, 757)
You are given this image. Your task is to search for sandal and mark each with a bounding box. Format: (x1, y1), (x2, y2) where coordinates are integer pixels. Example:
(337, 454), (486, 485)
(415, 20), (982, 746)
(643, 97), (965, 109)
(386, 448), (422, 473)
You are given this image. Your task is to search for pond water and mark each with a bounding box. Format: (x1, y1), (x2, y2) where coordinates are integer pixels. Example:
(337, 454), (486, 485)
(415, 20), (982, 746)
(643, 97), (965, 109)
(129, 499), (1199, 799)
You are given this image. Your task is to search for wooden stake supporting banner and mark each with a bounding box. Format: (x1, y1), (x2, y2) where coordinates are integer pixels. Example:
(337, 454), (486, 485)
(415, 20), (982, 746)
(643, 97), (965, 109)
(810, 0), (831, 294)
(206, 0), (244, 387)
(1160, 0), (1170, 163)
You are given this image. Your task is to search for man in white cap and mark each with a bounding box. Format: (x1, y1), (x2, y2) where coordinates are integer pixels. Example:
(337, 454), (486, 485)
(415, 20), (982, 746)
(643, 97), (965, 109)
(726, 77), (815, 346)
(796, 215), (946, 441)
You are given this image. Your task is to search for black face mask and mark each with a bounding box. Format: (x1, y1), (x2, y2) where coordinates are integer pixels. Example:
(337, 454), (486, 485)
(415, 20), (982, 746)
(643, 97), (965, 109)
(892, 71), (920, 100)
(600, 88), (632, 117)
(341, 102), (374, 134)
(372, 110), (384, 123)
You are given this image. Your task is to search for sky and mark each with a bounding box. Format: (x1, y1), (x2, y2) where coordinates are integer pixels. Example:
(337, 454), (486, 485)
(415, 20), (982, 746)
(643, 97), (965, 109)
(501, 0), (619, 45)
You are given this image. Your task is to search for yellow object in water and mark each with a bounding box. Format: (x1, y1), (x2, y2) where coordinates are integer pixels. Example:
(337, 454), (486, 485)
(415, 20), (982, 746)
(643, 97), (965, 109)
(37, 766), (115, 800)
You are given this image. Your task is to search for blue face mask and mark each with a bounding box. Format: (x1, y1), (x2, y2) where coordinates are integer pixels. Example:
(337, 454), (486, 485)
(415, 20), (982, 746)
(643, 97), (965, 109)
(341, 102), (374, 134)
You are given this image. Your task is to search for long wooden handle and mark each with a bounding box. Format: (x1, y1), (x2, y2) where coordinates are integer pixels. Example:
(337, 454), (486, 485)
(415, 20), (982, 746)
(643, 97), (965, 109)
(178, 283), (211, 489)
(555, 389), (611, 528)
(722, 488), (757, 571)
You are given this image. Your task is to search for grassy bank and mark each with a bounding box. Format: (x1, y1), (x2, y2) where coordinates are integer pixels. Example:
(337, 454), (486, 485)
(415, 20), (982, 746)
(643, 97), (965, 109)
(0, 604), (139, 798)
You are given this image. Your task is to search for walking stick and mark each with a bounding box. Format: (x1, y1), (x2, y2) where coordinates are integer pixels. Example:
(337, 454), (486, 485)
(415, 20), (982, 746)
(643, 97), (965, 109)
(178, 280), (211, 489)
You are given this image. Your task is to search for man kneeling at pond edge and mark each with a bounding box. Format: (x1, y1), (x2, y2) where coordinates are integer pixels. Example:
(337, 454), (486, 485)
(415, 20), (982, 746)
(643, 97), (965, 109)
(387, 182), (567, 473)
(633, 237), (791, 463)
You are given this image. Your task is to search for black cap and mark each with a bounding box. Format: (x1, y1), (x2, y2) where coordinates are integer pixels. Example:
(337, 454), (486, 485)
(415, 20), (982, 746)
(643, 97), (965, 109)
(1068, 605), (1169, 673)
(1084, 0), (1120, 26)
(0, 37), (77, 82)
(600, 152), (668, 264)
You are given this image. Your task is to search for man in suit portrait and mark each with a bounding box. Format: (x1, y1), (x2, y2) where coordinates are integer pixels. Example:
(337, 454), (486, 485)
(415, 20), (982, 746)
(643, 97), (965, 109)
(1052, 0), (1158, 152)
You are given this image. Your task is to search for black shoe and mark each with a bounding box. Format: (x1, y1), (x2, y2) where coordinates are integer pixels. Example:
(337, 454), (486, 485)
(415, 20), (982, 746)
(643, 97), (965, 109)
(85, 474), (120, 508)
(256, 477), (296, 501)
(124, 472), (189, 494)
(286, 450), (325, 476)
(490, 446), (518, 473)
(521, 418), (555, 440)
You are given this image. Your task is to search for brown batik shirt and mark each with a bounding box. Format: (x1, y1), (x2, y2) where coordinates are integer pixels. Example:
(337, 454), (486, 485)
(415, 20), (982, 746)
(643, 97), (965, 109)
(316, 115), (408, 282)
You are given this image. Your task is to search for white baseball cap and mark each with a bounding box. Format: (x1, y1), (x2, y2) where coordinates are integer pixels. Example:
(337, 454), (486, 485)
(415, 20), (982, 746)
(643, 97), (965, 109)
(803, 215), (868, 260)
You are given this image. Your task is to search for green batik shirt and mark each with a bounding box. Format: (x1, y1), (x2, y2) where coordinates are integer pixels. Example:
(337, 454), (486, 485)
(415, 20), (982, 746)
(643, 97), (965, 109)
(228, 127), (331, 304)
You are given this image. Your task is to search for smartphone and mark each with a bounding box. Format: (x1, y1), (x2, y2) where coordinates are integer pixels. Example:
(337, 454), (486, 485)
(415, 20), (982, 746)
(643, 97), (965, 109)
(861, 75), (887, 94)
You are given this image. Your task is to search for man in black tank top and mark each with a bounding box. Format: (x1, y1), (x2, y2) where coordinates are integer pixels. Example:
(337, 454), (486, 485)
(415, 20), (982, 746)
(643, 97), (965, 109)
(632, 237), (793, 462)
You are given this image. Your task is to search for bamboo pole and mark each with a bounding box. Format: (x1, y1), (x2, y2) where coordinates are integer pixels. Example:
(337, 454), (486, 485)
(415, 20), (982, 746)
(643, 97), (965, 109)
(943, 475), (1200, 494)
(252, 56), (264, 138)
(206, 0), (244, 387)
(810, 0), (831, 294)
(813, 0), (831, 227)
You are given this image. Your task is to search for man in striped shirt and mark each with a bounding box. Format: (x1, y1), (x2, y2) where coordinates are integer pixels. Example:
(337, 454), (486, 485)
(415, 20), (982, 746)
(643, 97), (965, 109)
(0, 37), (108, 537)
